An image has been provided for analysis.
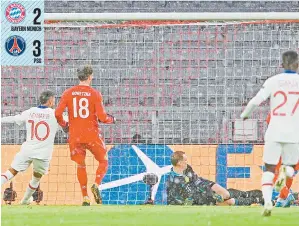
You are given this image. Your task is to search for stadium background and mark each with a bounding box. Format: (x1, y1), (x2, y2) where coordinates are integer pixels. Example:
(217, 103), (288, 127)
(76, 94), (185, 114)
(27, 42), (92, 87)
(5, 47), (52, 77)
(1, 0), (299, 205)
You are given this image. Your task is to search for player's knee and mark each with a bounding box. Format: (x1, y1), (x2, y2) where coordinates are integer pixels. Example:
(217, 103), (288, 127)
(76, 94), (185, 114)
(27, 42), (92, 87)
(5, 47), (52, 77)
(94, 152), (108, 164)
(71, 155), (86, 165)
(33, 171), (43, 178)
(97, 159), (108, 170)
(212, 184), (230, 200)
(8, 167), (18, 176)
(225, 198), (235, 205)
(223, 190), (231, 200)
(264, 163), (276, 173)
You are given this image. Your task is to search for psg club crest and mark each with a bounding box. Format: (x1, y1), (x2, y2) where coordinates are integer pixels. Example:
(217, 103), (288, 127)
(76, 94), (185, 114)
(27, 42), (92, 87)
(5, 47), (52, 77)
(5, 3), (26, 24)
(5, 35), (26, 56)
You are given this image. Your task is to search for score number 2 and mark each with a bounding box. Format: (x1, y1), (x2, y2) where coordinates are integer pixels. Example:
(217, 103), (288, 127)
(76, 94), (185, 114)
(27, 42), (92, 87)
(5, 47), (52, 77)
(33, 8), (42, 63)
(273, 91), (299, 116)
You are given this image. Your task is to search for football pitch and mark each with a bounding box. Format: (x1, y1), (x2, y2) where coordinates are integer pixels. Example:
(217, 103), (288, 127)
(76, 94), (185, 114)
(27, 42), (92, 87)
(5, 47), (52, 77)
(2, 205), (299, 226)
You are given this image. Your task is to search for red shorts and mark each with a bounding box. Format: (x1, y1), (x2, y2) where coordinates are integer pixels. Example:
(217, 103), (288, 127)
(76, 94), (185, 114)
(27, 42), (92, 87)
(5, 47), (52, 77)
(69, 138), (108, 163)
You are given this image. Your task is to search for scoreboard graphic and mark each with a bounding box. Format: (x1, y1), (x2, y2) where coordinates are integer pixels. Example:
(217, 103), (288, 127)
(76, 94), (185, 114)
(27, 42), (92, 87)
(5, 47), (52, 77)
(1, 0), (44, 66)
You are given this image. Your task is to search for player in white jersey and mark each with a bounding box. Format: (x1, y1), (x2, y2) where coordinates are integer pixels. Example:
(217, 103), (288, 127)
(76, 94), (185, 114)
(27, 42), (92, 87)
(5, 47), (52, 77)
(1, 90), (67, 204)
(240, 50), (299, 216)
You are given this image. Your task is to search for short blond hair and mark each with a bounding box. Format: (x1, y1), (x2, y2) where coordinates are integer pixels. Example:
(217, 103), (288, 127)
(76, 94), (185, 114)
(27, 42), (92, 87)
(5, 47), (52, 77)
(171, 151), (185, 166)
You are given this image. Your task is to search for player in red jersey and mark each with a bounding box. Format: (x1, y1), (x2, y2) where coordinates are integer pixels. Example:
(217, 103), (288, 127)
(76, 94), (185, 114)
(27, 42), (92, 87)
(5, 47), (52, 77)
(266, 113), (299, 205)
(55, 65), (115, 206)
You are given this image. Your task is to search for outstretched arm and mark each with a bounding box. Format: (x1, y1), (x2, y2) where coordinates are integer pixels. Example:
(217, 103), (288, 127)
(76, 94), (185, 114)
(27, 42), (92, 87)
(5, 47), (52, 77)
(241, 80), (272, 119)
(2, 110), (29, 125)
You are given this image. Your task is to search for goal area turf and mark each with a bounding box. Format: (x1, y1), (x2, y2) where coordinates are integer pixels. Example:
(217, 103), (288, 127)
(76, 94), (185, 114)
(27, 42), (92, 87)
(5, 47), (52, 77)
(2, 205), (299, 226)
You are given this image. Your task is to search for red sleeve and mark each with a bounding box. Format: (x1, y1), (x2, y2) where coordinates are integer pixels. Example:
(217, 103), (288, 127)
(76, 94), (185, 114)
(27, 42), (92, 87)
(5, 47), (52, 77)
(55, 91), (68, 127)
(95, 91), (114, 124)
(266, 113), (271, 125)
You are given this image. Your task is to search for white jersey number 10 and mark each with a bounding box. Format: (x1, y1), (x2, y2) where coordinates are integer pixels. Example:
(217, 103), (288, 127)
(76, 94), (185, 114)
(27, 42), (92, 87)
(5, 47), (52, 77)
(28, 120), (50, 141)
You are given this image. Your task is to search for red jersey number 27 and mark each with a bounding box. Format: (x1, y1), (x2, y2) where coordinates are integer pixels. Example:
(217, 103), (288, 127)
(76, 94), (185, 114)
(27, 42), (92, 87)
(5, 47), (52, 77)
(73, 97), (90, 118)
(273, 91), (299, 116)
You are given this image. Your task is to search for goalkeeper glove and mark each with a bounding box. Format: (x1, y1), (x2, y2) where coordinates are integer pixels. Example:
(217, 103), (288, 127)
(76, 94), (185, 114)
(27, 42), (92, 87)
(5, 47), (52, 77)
(62, 122), (69, 133)
(99, 114), (116, 124)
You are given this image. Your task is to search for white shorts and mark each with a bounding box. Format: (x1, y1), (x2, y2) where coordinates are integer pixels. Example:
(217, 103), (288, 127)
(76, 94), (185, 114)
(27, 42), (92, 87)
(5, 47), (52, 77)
(263, 142), (299, 165)
(11, 152), (50, 175)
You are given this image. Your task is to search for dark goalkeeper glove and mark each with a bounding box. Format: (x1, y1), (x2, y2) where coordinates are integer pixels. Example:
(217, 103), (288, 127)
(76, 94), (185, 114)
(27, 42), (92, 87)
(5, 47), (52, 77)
(62, 122), (69, 133)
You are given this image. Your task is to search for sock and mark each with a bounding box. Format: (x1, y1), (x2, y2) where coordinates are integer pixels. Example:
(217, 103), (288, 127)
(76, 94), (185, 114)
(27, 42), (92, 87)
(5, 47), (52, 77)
(23, 176), (41, 201)
(77, 165), (88, 197)
(95, 160), (108, 186)
(273, 172), (279, 184)
(1, 170), (14, 185)
(262, 171), (275, 205)
(279, 177), (293, 199)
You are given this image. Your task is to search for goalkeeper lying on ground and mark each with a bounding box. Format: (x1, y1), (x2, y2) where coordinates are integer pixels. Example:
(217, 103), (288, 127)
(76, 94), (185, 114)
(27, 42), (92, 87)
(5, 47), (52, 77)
(166, 151), (263, 206)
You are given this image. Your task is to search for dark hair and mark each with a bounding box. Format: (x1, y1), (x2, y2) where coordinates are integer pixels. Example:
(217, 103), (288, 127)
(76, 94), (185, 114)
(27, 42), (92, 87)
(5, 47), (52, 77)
(77, 65), (93, 81)
(282, 50), (298, 67)
(171, 151), (185, 166)
(39, 90), (55, 105)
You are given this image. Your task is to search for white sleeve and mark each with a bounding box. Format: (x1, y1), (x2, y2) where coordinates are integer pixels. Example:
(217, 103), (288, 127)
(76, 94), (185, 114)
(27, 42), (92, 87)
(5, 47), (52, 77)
(240, 80), (272, 119)
(1, 110), (29, 125)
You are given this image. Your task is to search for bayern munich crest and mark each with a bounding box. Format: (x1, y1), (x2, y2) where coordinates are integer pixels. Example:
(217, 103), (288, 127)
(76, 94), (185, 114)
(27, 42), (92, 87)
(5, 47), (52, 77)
(5, 35), (26, 56)
(5, 3), (26, 24)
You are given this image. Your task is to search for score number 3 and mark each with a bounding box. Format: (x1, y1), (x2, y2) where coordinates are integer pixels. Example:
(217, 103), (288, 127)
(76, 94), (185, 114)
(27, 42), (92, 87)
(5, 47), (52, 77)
(273, 91), (299, 116)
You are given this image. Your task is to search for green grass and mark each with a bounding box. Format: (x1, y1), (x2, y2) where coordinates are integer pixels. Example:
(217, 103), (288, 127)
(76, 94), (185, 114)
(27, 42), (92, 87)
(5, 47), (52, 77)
(2, 205), (299, 226)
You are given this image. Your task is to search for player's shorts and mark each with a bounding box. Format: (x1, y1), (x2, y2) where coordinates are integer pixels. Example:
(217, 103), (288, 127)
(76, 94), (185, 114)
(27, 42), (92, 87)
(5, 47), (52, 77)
(263, 142), (299, 165)
(69, 138), (108, 163)
(11, 152), (50, 175)
(194, 177), (216, 189)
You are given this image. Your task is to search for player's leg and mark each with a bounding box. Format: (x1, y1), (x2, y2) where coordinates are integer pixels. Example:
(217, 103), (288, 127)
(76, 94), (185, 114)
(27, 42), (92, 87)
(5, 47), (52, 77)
(87, 139), (108, 204)
(246, 189), (264, 205)
(69, 142), (90, 206)
(2, 151), (31, 185)
(210, 183), (230, 202)
(275, 143), (299, 207)
(224, 188), (262, 206)
(1, 168), (18, 185)
(273, 157), (282, 184)
(262, 141), (282, 216)
(211, 184), (244, 205)
(21, 171), (42, 205)
(21, 158), (49, 205)
(195, 178), (233, 205)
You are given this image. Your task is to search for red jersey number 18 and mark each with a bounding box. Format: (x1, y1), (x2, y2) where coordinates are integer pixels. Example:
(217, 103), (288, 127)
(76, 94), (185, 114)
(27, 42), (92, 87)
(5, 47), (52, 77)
(73, 97), (90, 118)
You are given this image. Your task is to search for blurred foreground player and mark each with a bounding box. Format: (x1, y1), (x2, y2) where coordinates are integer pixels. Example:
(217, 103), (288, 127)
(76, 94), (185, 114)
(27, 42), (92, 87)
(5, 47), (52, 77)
(241, 50), (299, 216)
(166, 151), (263, 206)
(55, 65), (116, 206)
(1, 91), (67, 204)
